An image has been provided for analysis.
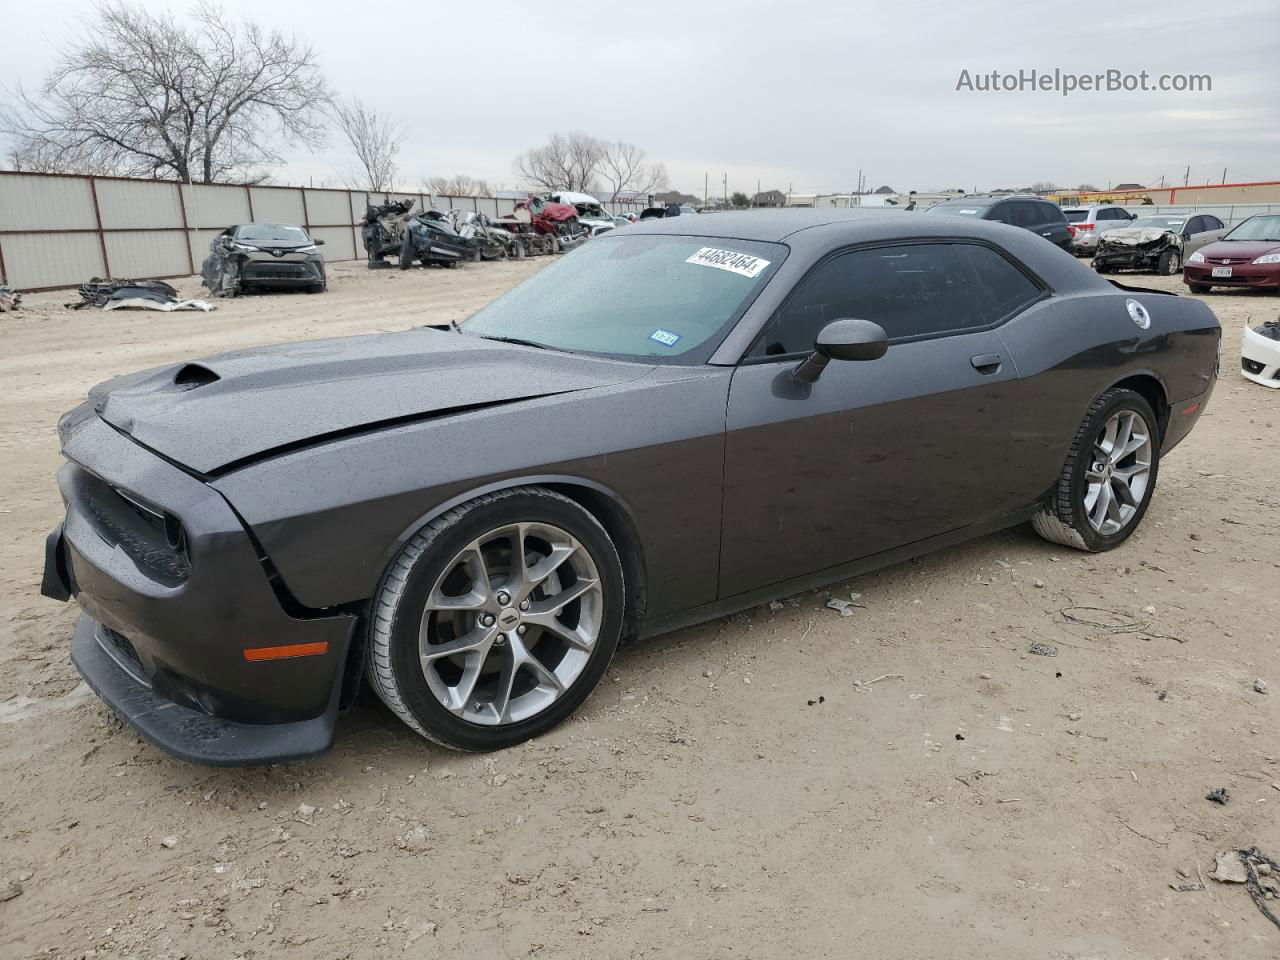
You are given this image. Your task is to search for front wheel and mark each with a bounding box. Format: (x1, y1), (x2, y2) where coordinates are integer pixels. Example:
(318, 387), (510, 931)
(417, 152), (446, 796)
(1031, 388), (1160, 552)
(398, 235), (415, 270)
(365, 486), (625, 751)
(1158, 249), (1181, 275)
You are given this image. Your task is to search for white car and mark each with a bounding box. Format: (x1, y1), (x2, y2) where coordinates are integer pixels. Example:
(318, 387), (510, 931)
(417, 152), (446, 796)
(1242, 320), (1280, 388)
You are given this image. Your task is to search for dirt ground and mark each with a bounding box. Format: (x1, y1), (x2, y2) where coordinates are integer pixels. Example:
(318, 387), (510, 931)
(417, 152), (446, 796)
(1, 258), (1277, 960)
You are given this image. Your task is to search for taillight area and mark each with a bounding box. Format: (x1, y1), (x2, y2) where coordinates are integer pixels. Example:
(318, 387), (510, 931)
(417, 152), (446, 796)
(1075, 223), (1095, 232)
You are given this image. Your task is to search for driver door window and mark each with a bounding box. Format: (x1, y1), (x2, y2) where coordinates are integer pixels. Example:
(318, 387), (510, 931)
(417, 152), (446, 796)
(754, 244), (982, 356)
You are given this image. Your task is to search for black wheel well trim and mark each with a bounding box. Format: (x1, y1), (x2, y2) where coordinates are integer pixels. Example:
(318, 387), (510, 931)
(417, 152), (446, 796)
(1095, 370), (1170, 441)
(379, 474), (648, 631)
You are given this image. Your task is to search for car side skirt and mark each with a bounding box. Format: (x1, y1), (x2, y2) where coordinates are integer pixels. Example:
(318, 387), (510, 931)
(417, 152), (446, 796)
(639, 506), (1041, 640)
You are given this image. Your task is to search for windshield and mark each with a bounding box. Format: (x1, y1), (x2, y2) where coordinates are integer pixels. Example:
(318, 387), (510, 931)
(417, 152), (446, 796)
(460, 234), (784, 361)
(236, 224), (310, 244)
(925, 203), (990, 216)
(1128, 218), (1184, 231)
(1063, 210), (1089, 223)
(1224, 215), (1280, 241)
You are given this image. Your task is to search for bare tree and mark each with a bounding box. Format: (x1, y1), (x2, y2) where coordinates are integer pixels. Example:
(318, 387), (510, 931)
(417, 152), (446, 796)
(422, 174), (494, 197)
(597, 141), (667, 201)
(1028, 181), (1058, 194)
(332, 96), (402, 192)
(0, 1), (329, 183)
(515, 132), (604, 193)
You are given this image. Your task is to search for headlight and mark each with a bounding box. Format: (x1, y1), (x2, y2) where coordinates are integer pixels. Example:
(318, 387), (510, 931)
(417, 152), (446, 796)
(1187, 251), (1205, 264)
(1252, 252), (1280, 265)
(296, 245), (318, 255)
(229, 241), (260, 252)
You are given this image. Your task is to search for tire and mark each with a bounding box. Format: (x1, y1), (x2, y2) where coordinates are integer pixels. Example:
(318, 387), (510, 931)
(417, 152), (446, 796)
(549, 234), (561, 254)
(365, 486), (625, 751)
(1093, 261), (1112, 274)
(1189, 283), (1211, 294)
(1158, 249), (1181, 276)
(1031, 388), (1161, 552)
(510, 241), (525, 259)
(398, 235), (414, 270)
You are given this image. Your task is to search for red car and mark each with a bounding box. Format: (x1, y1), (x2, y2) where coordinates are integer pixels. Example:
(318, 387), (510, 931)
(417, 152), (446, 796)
(1183, 213), (1280, 293)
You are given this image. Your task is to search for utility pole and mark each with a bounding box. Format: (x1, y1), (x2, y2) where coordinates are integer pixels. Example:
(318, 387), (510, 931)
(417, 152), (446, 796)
(704, 172), (708, 208)
(1183, 165), (1190, 187)
(723, 173), (727, 208)
(1222, 167), (1227, 184)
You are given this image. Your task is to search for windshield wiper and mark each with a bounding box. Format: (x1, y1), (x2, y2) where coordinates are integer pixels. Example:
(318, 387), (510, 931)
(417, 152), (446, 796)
(478, 335), (550, 351)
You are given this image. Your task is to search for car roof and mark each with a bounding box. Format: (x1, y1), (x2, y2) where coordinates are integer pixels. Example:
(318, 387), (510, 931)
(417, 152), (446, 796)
(626, 208), (905, 242)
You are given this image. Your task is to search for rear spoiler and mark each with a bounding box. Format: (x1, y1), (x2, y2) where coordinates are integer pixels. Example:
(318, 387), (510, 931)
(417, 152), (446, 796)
(1107, 279), (1178, 296)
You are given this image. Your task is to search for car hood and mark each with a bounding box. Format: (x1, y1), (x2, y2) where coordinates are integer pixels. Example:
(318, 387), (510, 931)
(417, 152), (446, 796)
(1196, 239), (1280, 261)
(92, 328), (654, 474)
(1098, 226), (1178, 246)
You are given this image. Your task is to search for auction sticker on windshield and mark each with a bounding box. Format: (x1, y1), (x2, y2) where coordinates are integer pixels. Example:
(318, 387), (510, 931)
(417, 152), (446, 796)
(685, 247), (771, 278)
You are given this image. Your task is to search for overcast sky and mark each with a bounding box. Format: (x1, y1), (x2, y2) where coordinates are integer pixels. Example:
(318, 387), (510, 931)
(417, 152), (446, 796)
(2, 0), (1277, 197)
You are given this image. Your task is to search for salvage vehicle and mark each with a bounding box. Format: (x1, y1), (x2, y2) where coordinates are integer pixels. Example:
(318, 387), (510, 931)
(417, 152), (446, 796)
(925, 195), (1073, 252)
(1183, 213), (1280, 294)
(548, 191), (616, 237)
(1061, 204), (1135, 256)
(489, 209), (556, 256)
(201, 224), (326, 296)
(449, 210), (525, 260)
(361, 198), (415, 266)
(515, 196), (588, 251)
(400, 210), (478, 269)
(1093, 214), (1227, 276)
(42, 210), (1219, 765)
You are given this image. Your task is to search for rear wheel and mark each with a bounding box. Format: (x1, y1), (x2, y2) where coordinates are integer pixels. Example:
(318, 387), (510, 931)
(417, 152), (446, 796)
(1032, 388), (1160, 552)
(399, 235), (414, 270)
(1158, 249), (1181, 275)
(1093, 261), (1111, 274)
(365, 487), (624, 751)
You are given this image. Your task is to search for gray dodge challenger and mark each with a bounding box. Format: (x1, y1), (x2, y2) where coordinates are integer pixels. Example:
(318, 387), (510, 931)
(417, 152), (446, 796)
(41, 210), (1220, 765)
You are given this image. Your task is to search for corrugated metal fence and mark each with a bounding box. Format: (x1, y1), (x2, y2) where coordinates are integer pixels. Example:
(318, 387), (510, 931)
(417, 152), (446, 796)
(0, 171), (649, 290)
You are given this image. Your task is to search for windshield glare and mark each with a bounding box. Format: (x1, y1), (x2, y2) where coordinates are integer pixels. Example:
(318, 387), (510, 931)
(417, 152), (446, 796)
(1129, 218), (1183, 230)
(237, 224), (310, 244)
(460, 234), (783, 361)
(1225, 215), (1280, 241)
(926, 204), (988, 216)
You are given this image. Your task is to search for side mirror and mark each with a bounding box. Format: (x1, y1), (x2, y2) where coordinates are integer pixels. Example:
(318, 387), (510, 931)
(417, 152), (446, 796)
(794, 318), (889, 383)
(314, 238), (326, 246)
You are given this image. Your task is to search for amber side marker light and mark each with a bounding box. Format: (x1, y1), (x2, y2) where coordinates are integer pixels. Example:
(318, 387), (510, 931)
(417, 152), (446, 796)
(243, 642), (329, 662)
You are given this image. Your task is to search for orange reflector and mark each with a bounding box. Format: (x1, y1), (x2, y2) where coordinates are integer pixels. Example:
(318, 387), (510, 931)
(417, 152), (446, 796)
(1181, 402), (1200, 415)
(243, 641), (329, 662)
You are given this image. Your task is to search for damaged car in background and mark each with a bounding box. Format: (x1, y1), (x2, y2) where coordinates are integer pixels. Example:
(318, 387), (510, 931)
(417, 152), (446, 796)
(449, 210), (527, 260)
(547, 191), (616, 237)
(201, 224), (327, 297)
(361, 199), (476, 269)
(1093, 214), (1227, 276)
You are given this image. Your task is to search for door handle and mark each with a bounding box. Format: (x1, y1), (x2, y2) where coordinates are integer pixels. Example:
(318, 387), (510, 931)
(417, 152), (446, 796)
(970, 353), (1002, 374)
(1040, 230), (1053, 236)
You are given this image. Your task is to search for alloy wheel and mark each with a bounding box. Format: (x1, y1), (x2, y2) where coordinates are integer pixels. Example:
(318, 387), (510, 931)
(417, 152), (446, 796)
(419, 522), (602, 725)
(1083, 410), (1153, 535)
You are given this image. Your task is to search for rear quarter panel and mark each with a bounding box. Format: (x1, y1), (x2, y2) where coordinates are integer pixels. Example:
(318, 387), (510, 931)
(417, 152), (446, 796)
(995, 287), (1219, 507)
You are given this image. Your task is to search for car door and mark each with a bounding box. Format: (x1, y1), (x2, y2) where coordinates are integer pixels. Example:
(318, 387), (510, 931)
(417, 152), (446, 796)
(718, 241), (1042, 598)
(1185, 215), (1226, 255)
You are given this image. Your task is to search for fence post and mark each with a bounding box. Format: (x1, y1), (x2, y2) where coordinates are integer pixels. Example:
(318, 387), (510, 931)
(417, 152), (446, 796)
(300, 187), (311, 230)
(88, 176), (112, 278)
(245, 184), (255, 221)
(176, 182), (195, 275)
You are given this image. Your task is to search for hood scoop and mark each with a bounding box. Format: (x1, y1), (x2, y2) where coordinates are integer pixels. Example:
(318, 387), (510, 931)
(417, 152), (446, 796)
(173, 363), (220, 390)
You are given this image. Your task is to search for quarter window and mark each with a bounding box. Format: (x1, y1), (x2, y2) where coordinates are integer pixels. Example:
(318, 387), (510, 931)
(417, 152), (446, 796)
(754, 243), (1041, 357)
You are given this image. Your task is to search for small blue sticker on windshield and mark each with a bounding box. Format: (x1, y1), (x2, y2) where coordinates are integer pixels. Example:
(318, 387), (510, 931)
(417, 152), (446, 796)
(649, 329), (681, 347)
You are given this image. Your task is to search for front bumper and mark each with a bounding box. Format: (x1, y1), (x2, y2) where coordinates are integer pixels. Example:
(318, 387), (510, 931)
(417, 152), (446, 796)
(1241, 323), (1280, 388)
(1183, 260), (1280, 290)
(44, 412), (357, 764)
(1094, 247), (1161, 271)
(70, 614), (340, 766)
(240, 256), (325, 287)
